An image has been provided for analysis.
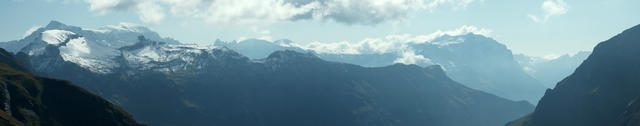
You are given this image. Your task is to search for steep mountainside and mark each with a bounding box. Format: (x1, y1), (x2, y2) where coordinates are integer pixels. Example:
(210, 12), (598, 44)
(216, 34), (546, 103)
(0, 48), (143, 126)
(507, 24), (640, 126)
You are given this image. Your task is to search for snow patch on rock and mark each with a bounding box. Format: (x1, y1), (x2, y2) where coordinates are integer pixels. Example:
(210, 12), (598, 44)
(41, 30), (74, 45)
(122, 43), (222, 72)
(59, 37), (120, 73)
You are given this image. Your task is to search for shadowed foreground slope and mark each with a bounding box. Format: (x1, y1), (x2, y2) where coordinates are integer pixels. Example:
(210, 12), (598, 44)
(507, 24), (640, 126)
(0, 48), (143, 126)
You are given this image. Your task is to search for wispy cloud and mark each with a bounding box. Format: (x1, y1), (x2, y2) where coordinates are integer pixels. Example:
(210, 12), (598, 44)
(280, 25), (489, 66)
(250, 26), (273, 41)
(527, 14), (540, 23)
(82, 0), (482, 25)
(528, 0), (568, 23)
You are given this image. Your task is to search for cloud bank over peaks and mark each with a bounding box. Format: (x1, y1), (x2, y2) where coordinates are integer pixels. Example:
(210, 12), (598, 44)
(293, 25), (491, 54)
(269, 25), (487, 67)
(83, 0), (483, 25)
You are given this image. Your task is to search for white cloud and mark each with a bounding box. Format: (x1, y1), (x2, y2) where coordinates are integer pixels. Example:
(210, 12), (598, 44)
(529, 0), (568, 23)
(247, 26), (274, 41)
(293, 25), (491, 54)
(85, 0), (165, 23)
(86, 0), (135, 13)
(237, 37), (248, 42)
(297, 41), (362, 54)
(82, 0), (481, 25)
(176, 0), (319, 24)
(394, 50), (434, 66)
(426, 0), (482, 11)
(45, 0), (82, 3)
(527, 14), (540, 22)
(136, 1), (165, 23)
(433, 25), (492, 37)
(282, 25), (489, 66)
(542, 0), (568, 17)
(542, 54), (562, 60)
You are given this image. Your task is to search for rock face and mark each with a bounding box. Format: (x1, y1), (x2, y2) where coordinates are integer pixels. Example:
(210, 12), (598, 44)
(507, 24), (640, 126)
(0, 48), (143, 126)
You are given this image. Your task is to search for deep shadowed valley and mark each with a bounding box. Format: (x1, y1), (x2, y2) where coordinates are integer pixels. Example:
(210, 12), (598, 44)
(0, 48), (143, 126)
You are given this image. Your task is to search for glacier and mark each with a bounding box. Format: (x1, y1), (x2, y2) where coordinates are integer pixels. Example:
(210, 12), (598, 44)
(0, 21), (220, 74)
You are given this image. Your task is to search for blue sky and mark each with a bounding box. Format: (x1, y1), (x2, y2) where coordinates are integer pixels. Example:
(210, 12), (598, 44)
(1, 0), (639, 57)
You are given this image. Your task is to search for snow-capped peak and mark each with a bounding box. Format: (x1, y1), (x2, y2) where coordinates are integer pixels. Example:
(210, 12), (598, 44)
(1, 21), (186, 74)
(0, 21), (249, 75)
(119, 36), (245, 73)
(44, 20), (69, 29)
(41, 30), (75, 45)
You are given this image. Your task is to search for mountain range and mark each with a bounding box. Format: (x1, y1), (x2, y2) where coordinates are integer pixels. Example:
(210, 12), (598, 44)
(216, 33), (548, 103)
(507, 24), (640, 126)
(0, 21), (535, 126)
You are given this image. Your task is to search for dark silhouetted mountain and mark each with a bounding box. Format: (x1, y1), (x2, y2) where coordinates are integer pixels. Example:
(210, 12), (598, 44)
(515, 51), (591, 88)
(0, 48), (143, 126)
(0, 49), (30, 72)
(1, 21), (534, 126)
(507, 24), (640, 126)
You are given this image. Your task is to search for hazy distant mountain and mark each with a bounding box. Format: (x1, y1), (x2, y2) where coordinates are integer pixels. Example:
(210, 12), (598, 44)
(0, 21), (534, 126)
(515, 51), (591, 88)
(507, 24), (640, 126)
(0, 48), (143, 126)
(216, 34), (546, 103)
(213, 39), (306, 59)
(408, 34), (546, 104)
